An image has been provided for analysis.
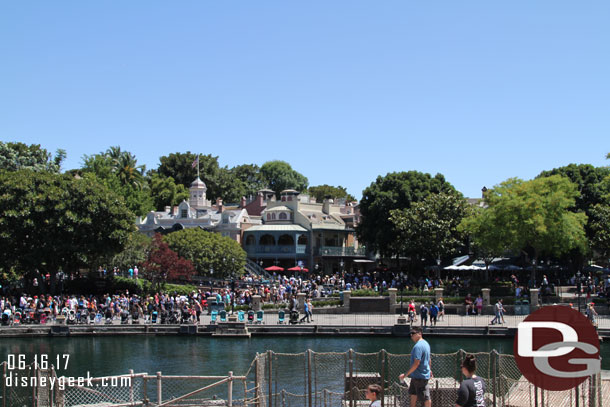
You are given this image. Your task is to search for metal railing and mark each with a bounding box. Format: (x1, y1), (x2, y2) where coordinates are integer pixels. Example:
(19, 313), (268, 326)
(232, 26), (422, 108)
(316, 247), (367, 257)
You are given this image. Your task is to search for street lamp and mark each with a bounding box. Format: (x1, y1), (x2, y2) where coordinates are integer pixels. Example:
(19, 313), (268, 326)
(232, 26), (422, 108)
(400, 276), (404, 316)
(436, 257), (441, 279)
(576, 270), (582, 313)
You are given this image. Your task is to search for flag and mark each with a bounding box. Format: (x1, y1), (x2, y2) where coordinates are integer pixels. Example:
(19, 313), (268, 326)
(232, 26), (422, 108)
(191, 156), (199, 169)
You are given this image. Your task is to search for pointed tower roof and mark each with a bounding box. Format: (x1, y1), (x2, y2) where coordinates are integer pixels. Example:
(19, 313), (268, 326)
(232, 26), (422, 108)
(191, 177), (206, 189)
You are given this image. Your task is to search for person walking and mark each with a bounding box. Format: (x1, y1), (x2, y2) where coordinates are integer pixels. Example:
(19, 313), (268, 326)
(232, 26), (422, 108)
(429, 302), (439, 326)
(490, 299), (505, 325)
(420, 303), (429, 327)
(437, 298), (445, 321)
(399, 326), (432, 407)
(456, 354), (486, 407)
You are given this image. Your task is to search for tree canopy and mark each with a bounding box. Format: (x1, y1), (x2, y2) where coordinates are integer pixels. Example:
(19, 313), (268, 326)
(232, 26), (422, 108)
(260, 160), (308, 197)
(0, 170), (135, 283)
(81, 150), (154, 216)
(149, 174), (189, 211)
(483, 176), (587, 275)
(390, 193), (468, 265)
(163, 228), (246, 278)
(357, 171), (458, 258)
(308, 184), (356, 202)
(142, 234), (195, 291)
(0, 141), (65, 172)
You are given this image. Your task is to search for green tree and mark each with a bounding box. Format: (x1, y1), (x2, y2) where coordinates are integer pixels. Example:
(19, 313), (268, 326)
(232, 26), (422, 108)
(308, 184), (356, 202)
(589, 204), (610, 266)
(157, 152), (220, 190)
(357, 171), (458, 259)
(230, 164), (265, 199)
(81, 153), (154, 216)
(108, 147), (146, 190)
(390, 193), (468, 266)
(149, 174), (189, 211)
(0, 170), (135, 290)
(459, 205), (511, 278)
(163, 228), (246, 278)
(0, 141), (66, 172)
(260, 160), (308, 196)
(485, 176), (587, 281)
(538, 164), (610, 218)
(108, 232), (152, 271)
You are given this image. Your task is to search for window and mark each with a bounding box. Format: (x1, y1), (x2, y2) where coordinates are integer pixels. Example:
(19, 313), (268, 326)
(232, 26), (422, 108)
(298, 235), (308, 245)
(279, 213), (287, 220)
(260, 235), (275, 245)
(272, 213), (276, 220)
(245, 235), (256, 246)
(267, 214), (271, 220)
(181, 209), (188, 218)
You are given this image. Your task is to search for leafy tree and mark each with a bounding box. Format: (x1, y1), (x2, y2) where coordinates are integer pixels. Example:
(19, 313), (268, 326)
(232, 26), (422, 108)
(0, 141), (66, 172)
(157, 152), (220, 189)
(214, 167), (247, 203)
(163, 228), (246, 278)
(538, 163), (610, 216)
(589, 204), (610, 266)
(308, 184), (356, 202)
(81, 153), (154, 216)
(390, 193), (468, 266)
(108, 232), (152, 272)
(260, 160), (308, 196)
(0, 170), (135, 290)
(142, 234), (195, 291)
(484, 176), (587, 281)
(459, 205), (511, 277)
(230, 164), (265, 199)
(149, 174), (189, 210)
(357, 171), (458, 259)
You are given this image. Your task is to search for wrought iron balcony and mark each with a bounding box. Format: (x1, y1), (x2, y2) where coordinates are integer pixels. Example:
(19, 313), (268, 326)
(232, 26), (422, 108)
(317, 246), (367, 257)
(245, 245), (309, 255)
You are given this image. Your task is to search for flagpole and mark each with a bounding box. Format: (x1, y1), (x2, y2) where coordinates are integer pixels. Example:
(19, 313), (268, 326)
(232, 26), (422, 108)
(197, 153), (200, 179)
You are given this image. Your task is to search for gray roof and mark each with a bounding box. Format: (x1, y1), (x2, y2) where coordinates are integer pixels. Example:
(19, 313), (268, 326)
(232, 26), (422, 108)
(245, 225), (308, 232)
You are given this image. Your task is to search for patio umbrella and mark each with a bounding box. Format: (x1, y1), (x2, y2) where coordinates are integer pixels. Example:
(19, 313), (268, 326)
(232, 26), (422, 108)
(287, 266), (309, 272)
(264, 265), (284, 272)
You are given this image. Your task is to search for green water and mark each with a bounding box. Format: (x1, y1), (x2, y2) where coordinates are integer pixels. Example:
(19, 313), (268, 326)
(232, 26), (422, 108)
(1, 336), (607, 377)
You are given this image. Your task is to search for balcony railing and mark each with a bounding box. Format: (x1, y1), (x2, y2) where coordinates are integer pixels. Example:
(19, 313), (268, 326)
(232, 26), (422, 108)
(245, 245), (309, 255)
(317, 246), (367, 257)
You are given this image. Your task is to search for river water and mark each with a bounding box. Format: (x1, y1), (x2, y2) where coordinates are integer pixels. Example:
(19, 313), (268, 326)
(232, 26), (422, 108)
(1, 335), (608, 378)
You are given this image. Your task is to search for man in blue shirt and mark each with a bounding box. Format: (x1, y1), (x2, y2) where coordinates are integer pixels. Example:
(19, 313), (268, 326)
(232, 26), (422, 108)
(399, 326), (431, 407)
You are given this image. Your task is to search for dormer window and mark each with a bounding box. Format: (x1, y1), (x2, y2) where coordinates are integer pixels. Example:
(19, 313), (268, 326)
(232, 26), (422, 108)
(181, 209), (188, 218)
(279, 213), (287, 220)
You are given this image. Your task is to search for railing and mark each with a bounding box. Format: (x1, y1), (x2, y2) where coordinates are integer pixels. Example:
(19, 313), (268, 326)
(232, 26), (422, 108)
(245, 259), (273, 281)
(244, 245), (309, 254)
(317, 246), (367, 257)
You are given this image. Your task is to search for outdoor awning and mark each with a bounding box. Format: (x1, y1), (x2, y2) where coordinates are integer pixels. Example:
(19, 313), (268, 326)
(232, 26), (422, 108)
(353, 259), (375, 263)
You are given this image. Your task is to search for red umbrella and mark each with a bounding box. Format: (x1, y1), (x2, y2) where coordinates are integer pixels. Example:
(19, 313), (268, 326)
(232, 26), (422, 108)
(287, 266), (309, 272)
(264, 265), (284, 271)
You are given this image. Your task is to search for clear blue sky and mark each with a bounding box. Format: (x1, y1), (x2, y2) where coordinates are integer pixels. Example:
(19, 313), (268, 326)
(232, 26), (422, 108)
(1, 1), (608, 199)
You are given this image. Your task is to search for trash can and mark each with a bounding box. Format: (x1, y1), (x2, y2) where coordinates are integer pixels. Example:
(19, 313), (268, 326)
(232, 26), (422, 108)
(522, 299), (530, 315)
(514, 299), (522, 316)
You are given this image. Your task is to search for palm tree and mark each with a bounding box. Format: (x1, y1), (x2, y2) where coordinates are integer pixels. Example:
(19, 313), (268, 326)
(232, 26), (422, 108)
(105, 147), (146, 189)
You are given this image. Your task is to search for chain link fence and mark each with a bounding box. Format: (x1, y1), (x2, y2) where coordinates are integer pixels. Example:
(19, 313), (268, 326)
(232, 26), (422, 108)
(1, 351), (608, 406)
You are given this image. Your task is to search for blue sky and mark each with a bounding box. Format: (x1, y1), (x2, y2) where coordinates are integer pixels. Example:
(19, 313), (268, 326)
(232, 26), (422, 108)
(1, 1), (608, 199)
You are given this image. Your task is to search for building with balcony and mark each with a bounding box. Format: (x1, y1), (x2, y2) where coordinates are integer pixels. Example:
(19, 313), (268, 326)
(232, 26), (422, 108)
(242, 189), (369, 274)
(136, 177), (259, 243)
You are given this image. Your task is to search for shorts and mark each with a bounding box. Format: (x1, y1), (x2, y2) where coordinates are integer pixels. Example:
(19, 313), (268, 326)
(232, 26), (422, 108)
(408, 378), (430, 401)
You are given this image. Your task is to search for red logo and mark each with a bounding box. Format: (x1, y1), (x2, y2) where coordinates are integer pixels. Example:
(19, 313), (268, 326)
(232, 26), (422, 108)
(514, 305), (600, 391)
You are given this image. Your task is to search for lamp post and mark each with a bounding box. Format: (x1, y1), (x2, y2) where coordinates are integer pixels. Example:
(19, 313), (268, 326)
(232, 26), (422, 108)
(436, 257), (441, 279)
(576, 270), (582, 313)
(400, 276), (404, 316)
